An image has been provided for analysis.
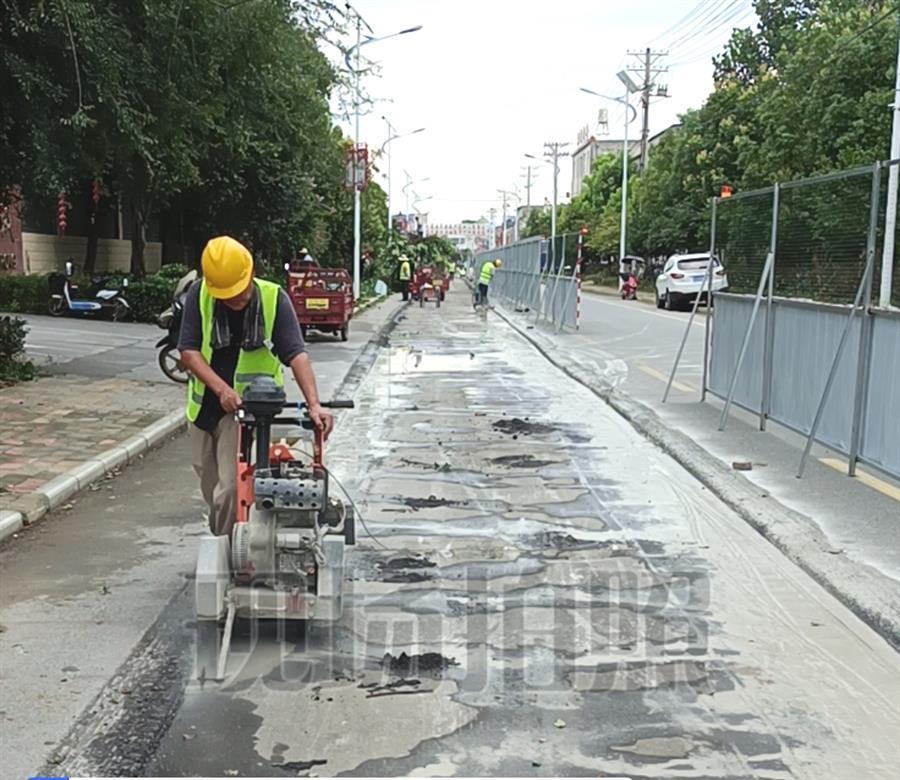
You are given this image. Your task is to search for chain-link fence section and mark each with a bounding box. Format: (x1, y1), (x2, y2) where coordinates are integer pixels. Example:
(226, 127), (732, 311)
(702, 160), (899, 480)
(776, 167), (875, 304)
(874, 158), (900, 309)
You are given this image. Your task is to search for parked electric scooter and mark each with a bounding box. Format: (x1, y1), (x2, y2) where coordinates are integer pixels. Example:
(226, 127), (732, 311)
(156, 269), (198, 384)
(48, 259), (130, 320)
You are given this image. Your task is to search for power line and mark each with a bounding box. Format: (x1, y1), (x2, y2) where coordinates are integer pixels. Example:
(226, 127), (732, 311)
(650, 0), (720, 45)
(666, 0), (749, 54)
(669, 7), (757, 67)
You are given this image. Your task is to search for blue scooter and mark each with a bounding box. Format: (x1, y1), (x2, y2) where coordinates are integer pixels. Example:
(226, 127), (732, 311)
(48, 259), (130, 321)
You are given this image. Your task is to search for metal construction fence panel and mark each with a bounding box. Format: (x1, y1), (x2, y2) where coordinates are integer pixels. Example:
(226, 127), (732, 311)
(708, 294), (765, 412)
(707, 294), (898, 479)
(861, 311), (900, 476)
(704, 160), (898, 479)
(476, 232), (581, 331)
(768, 300), (861, 454)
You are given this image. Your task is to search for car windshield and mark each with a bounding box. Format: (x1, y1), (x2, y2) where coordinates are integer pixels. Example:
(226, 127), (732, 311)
(677, 257), (721, 270)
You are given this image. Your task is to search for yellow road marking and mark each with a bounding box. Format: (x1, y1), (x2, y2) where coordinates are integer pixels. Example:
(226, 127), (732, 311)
(638, 363), (696, 394)
(819, 457), (900, 502)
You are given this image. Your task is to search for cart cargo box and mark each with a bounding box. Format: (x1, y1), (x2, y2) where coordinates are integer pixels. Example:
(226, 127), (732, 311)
(287, 267), (353, 341)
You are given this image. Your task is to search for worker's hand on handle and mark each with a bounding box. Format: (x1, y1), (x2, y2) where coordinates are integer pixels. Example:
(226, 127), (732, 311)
(217, 386), (243, 414)
(308, 403), (334, 439)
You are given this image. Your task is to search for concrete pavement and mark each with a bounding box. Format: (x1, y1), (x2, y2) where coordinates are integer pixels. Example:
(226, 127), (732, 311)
(0, 294), (405, 780)
(10, 286), (899, 779)
(495, 292), (900, 642)
(0, 302), (395, 542)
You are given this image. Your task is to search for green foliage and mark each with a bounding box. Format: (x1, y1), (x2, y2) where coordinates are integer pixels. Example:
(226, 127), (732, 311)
(520, 207), (551, 239)
(0, 274), (50, 314)
(0, 315), (35, 384)
(0, 0), (375, 274)
(551, 0), (897, 299)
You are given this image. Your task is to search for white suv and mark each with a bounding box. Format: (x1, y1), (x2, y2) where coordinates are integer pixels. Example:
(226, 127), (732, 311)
(655, 253), (728, 310)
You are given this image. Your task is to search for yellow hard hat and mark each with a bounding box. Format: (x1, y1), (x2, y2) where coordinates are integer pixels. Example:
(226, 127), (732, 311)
(201, 236), (253, 299)
(494, 258), (502, 267)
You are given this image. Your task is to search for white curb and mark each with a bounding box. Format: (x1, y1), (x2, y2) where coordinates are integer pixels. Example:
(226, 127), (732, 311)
(0, 410), (187, 546)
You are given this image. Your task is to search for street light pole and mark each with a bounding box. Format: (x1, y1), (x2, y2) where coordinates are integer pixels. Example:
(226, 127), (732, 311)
(352, 14), (362, 300)
(880, 26), (900, 308)
(618, 85), (629, 270)
(580, 78), (638, 287)
(384, 116), (394, 237)
(381, 121), (425, 239)
(345, 18), (422, 300)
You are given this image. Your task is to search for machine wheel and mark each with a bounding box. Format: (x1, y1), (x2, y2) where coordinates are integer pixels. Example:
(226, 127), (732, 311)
(232, 521), (251, 576)
(111, 299), (129, 322)
(340, 324), (349, 342)
(48, 297), (66, 316)
(158, 346), (190, 384)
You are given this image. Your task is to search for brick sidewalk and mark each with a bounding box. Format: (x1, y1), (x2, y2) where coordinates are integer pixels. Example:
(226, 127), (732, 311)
(0, 375), (181, 512)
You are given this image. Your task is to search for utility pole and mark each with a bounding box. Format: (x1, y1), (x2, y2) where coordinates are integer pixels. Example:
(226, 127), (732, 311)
(520, 165), (535, 208)
(543, 141), (571, 255)
(628, 48), (668, 173)
(880, 25), (900, 309)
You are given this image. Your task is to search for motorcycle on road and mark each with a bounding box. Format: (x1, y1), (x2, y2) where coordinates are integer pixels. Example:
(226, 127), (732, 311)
(156, 269), (198, 384)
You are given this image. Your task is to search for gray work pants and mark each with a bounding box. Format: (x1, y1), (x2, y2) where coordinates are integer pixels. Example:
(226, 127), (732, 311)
(191, 415), (238, 537)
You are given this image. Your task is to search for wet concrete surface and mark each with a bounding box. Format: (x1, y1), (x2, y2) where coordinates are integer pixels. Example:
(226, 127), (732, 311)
(9, 288), (900, 778)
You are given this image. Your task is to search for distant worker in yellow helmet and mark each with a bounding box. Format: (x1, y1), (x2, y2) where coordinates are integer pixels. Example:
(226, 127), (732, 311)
(178, 235), (332, 537)
(476, 258), (502, 308)
(398, 254), (412, 301)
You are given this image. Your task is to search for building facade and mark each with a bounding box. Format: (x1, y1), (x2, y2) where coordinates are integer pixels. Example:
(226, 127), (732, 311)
(570, 123), (679, 197)
(427, 218), (491, 252)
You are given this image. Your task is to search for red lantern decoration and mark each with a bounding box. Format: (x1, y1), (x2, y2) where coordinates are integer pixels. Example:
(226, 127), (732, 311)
(91, 180), (101, 209)
(57, 192), (67, 236)
(720, 184), (733, 199)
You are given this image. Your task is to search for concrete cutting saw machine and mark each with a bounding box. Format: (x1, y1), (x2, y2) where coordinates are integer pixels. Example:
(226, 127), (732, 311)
(194, 377), (355, 681)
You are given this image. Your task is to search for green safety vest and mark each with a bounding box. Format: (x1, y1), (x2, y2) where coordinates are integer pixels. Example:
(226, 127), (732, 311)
(399, 261), (411, 281)
(479, 261), (495, 285)
(185, 278), (283, 422)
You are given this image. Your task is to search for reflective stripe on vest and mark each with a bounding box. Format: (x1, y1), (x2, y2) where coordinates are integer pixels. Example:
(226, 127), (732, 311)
(479, 261), (495, 285)
(185, 278), (283, 423)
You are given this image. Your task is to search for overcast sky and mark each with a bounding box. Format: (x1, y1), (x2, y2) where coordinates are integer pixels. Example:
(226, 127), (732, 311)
(332, 0), (757, 223)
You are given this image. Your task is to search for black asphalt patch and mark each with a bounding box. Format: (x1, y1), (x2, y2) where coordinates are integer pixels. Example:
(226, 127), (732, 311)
(382, 652), (458, 678)
(491, 454), (559, 469)
(492, 417), (557, 436)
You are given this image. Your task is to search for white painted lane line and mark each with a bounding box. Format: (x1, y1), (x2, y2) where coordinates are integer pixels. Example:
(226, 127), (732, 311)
(582, 295), (708, 327)
(637, 362), (696, 393)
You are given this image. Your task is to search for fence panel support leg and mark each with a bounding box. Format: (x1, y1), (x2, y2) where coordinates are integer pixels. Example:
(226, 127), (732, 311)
(719, 251), (774, 431)
(702, 198), (718, 402)
(760, 184), (780, 431)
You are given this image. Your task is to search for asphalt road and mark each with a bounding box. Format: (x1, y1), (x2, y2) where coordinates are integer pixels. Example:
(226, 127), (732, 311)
(3, 289), (898, 778)
(14, 311), (383, 395)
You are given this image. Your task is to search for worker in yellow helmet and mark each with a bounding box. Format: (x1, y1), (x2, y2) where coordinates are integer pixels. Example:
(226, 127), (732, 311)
(476, 258), (502, 308)
(178, 235), (332, 537)
(398, 254), (412, 301)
